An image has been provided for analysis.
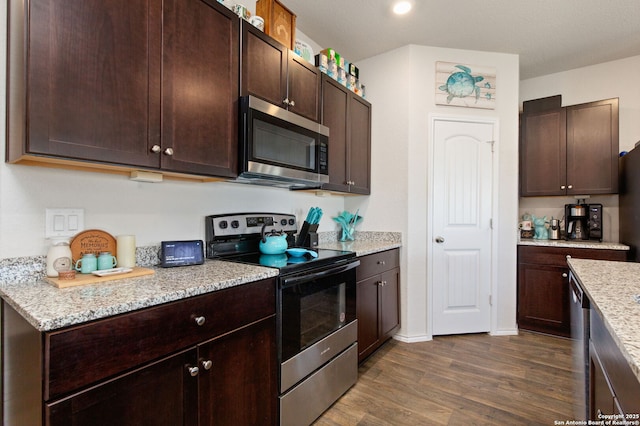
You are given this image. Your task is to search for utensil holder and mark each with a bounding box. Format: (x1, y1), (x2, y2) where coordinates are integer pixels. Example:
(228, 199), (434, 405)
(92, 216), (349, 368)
(339, 225), (355, 242)
(297, 222), (319, 247)
(304, 231), (318, 248)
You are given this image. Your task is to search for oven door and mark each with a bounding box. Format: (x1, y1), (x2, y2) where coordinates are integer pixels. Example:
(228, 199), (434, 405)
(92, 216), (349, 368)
(279, 260), (358, 391)
(239, 96), (329, 185)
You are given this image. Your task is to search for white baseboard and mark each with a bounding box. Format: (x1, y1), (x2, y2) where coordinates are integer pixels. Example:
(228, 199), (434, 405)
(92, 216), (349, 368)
(392, 333), (432, 343)
(489, 328), (519, 336)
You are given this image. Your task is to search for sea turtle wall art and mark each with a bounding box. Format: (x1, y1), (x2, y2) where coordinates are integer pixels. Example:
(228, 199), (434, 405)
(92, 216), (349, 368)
(435, 62), (496, 109)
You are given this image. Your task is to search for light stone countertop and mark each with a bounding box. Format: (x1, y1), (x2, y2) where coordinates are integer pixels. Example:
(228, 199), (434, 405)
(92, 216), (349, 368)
(0, 260), (278, 332)
(0, 232), (402, 333)
(518, 239), (629, 251)
(567, 258), (640, 383)
(317, 231), (402, 256)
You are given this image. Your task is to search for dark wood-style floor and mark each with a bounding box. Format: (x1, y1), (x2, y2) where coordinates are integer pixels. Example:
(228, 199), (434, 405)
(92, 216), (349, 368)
(314, 331), (579, 425)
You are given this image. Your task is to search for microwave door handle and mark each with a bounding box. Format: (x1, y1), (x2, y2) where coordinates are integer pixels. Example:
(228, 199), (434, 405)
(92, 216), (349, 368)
(281, 260), (360, 287)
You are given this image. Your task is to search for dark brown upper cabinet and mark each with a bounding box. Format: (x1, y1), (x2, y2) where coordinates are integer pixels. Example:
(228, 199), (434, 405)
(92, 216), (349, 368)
(240, 20), (320, 122)
(520, 97), (619, 197)
(7, 0), (239, 179)
(320, 75), (371, 195)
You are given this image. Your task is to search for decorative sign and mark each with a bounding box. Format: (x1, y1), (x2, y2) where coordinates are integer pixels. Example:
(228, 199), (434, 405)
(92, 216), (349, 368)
(436, 62), (496, 109)
(70, 229), (116, 264)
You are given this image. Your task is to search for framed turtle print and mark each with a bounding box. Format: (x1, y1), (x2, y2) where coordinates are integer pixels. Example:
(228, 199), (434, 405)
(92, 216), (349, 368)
(435, 62), (496, 109)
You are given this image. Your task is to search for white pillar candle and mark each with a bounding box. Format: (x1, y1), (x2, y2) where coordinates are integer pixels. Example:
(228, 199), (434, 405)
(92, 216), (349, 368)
(116, 235), (136, 268)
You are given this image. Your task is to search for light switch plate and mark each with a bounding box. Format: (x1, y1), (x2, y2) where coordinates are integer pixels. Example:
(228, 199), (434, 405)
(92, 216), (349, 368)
(45, 208), (85, 238)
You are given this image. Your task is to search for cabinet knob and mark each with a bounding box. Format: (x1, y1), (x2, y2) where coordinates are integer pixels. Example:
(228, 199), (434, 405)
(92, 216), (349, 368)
(562, 273), (568, 278)
(566, 255), (571, 259)
(201, 360), (213, 370)
(187, 366), (199, 377)
(560, 185), (566, 190)
(163, 147), (174, 156)
(377, 260), (386, 265)
(283, 98), (290, 106)
(435, 236), (445, 244)
(289, 99), (295, 107)
(378, 281), (386, 287)
(567, 185), (573, 189)
(150, 145), (161, 153)
(194, 316), (206, 326)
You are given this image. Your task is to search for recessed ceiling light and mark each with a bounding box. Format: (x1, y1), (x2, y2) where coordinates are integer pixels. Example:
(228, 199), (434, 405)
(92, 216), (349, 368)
(393, 1), (412, 15)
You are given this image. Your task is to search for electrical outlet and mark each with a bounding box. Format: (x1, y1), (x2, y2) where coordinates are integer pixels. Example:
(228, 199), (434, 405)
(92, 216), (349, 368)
(45, 208), (85, 238)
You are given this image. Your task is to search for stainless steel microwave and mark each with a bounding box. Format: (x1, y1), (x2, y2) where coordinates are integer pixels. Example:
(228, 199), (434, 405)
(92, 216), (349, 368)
(236, 96), (329, 189)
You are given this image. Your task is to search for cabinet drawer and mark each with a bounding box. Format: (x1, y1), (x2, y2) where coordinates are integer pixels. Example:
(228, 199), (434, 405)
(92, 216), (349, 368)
(357, 249), (399, 280)
(518, 245), (627, 267)
(45, 278), (275, 400)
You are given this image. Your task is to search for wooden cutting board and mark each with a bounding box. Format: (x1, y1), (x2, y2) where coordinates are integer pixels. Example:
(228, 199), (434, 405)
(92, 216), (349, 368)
(46, 267), (155, 289)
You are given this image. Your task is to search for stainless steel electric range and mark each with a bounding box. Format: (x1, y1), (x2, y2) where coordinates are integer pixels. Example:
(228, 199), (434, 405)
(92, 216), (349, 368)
(205, 213), (359, 426)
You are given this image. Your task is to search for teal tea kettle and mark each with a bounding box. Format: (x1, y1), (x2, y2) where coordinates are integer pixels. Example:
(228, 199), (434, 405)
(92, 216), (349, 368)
(259, 224), (288, 255)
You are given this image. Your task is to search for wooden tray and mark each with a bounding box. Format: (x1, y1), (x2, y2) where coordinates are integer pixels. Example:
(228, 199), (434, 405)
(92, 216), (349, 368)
(46, 267), (155, 289)
(70, 229), (117, 264)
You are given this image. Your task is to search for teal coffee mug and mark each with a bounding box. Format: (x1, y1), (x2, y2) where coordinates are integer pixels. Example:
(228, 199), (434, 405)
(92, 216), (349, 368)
(98, 252), (117, 270)
(75, 253), (97, 274)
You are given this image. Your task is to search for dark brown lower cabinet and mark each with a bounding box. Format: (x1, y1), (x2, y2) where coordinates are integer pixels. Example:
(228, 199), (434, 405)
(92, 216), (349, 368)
(199, 317), (277, 425)
(589, 344), (618, 419)
(517, 245), (626, 337)
(46, 316), (276, 426)
(589, 307), (640, 419)
(3, 279), (277, 426)
(46, 349), (199, 426)
(356, 249), (400, 362)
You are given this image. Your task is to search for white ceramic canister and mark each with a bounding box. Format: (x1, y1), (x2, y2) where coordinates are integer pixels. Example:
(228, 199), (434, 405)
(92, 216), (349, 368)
(46, 239), (73, 277)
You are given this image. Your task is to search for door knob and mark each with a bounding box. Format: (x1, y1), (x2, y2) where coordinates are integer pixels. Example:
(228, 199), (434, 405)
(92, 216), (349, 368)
(435, 236), (445, 243)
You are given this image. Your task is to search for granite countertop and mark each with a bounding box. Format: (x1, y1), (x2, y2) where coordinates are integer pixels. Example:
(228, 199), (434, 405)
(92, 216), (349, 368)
(567, 258), (640, 382)
(317, 231), (402, 256)
(519, 239), (629, 251)
(0, 232), (402, 333)
(0, 260), (278, 332)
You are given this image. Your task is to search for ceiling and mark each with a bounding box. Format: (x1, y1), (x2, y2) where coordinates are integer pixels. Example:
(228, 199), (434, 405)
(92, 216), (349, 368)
(283, 0), (640, 79)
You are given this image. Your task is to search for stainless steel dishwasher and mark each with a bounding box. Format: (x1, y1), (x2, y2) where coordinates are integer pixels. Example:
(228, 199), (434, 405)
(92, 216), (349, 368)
(569, 268), (589, 420)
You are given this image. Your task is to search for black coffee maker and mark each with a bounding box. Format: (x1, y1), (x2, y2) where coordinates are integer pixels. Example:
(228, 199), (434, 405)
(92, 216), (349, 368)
(564, 202), (603, 241)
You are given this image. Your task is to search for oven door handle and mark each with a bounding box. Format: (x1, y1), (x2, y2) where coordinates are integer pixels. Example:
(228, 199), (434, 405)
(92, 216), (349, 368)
(281, 260), (360, 287)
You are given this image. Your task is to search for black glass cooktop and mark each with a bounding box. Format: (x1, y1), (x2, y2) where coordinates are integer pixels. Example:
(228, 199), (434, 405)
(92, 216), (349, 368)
(222, 248), (356, 274)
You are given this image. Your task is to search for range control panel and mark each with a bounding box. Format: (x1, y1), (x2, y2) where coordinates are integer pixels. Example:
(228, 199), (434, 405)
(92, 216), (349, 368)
(206, 213), (297, 239)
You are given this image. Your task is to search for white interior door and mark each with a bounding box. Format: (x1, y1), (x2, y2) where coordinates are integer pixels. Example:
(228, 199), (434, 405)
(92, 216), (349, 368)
(431, 118), (494, 335)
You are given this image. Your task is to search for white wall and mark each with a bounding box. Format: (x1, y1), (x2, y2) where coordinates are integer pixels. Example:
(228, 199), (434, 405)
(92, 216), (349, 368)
(519, 55), (640, 241)
(355, 45), (520, 340)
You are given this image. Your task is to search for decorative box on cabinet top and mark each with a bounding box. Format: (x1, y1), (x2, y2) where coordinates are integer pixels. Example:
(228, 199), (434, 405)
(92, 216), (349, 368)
(256, 0), (296, 49)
